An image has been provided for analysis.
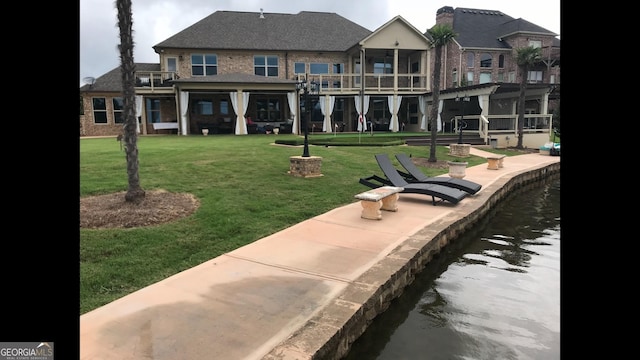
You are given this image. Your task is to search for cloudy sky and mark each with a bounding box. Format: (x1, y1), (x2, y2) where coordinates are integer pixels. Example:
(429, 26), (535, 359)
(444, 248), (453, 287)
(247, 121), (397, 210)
(80, 0), (560, 86)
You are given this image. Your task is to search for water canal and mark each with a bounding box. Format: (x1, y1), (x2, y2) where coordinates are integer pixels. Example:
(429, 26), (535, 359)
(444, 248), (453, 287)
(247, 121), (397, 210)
(343, 177), (561, 360)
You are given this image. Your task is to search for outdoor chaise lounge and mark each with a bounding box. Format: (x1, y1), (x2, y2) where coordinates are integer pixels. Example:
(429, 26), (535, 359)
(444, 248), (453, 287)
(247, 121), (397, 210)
(359, 155), (468, 206)
(394, 153), (482, 195)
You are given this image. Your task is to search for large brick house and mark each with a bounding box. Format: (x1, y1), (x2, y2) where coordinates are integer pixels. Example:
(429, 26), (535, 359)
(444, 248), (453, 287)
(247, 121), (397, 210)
(79, 6), (559, 148)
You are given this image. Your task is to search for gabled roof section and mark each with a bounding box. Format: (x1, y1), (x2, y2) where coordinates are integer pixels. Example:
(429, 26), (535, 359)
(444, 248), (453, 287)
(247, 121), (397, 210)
(80, 63), (161, 92)
(452, 7), (557, 49)
(359, 15), (430, 47)
(154, 10), (372, 53)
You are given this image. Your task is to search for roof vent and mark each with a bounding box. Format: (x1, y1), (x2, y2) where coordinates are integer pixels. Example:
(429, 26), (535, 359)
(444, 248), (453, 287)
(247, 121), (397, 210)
(259, 8), (265, 19)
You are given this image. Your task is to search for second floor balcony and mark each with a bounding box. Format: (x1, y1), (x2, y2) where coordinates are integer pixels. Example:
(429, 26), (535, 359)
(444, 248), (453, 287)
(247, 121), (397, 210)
(135, 71), (179, 90)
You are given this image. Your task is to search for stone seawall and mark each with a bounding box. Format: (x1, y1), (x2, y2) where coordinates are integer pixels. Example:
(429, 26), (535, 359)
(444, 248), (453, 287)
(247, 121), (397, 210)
(266, 161), (560, 360)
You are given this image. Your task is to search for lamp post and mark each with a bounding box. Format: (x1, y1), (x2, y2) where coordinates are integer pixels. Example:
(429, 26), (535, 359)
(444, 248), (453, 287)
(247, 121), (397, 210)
(455, 94), (470, 144)
(296, 77), (317, 157)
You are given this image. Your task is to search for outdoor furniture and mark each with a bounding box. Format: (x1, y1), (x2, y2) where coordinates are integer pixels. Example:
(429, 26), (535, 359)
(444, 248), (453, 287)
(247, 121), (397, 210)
(394, 153), (482, 194)
(359, 155), (468, 206)
(354, 186), (404, 220)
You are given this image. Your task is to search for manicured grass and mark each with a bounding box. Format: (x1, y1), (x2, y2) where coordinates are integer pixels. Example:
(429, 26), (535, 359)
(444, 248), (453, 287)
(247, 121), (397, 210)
(80, 134), (486, 314)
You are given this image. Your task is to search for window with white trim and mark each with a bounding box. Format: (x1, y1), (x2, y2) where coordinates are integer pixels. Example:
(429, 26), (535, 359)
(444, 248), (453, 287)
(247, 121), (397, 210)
(294, 62), (305, 74)
(191, 54), (217, 76)
(254, 55), (278, 77)
(92, 97), (107, 124)
(113, 97), (124, 124)
(146, 99), (161, 123)
(467, 53), (475, 68)
(529, 40), (542, 48)
(310, 63), (329, 74)
(527, 70), (543, 83)
(373, 58), (392, 75)
(479, 72), (492, 84)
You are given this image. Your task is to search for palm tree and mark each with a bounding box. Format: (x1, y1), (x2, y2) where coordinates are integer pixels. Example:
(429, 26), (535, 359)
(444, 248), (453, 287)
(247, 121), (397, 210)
(116, 0), (145, 202)
(426, 24), (457, 162)
(515, 46), (542, 149)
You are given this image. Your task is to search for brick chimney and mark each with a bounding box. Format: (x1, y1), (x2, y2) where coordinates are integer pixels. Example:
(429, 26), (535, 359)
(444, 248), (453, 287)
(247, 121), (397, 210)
(436, 6), (454, 27)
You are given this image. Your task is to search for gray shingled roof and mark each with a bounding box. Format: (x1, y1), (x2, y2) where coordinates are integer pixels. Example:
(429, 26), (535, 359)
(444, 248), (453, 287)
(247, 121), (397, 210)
(80, 63), (160, 92)
(452, 7), (557, 49)
(154, 10), (372, 52)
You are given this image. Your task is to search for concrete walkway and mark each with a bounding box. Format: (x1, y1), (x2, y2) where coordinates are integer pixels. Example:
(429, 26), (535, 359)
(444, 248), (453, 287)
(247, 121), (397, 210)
(80, 148), (560, 360)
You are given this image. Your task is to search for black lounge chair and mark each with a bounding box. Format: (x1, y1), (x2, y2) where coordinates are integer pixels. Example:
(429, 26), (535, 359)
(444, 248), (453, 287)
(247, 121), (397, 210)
(359, 154), (468, 206)
(394, 153), (482, 195)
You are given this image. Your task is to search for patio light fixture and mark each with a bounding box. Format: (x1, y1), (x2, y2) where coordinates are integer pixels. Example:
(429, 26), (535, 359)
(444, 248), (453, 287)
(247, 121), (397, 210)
(296, 76), (318, 157)
(455, 94), (470, 144)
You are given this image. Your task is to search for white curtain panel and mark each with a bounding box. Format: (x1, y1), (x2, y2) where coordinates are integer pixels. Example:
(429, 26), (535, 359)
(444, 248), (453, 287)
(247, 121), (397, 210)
(179, 91), (189, 135)
(437, 99), (443, 132)
(419, 96), (427, 130)
(320, 95), (335, 132)
(387, 95), (402, 132)
(231, 91), (250, 135)
(135, 95), (143, 133)
(287, 92), (298, 135)
(355, 95), (370, 131)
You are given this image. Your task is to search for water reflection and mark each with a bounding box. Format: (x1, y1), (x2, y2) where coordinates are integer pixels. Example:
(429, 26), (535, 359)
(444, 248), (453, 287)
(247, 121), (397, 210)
(344, 178), (560, 360)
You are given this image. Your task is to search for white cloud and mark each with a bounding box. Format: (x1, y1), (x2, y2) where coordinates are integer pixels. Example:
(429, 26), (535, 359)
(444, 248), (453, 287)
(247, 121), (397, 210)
(80, 0), (560, 86)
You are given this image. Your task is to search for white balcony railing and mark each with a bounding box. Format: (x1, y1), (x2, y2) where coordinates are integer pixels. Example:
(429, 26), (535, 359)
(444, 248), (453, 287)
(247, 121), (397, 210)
(135, 71), (178, 90)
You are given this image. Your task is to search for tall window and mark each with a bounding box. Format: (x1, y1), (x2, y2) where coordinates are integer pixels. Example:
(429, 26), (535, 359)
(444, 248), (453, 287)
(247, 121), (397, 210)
(466, 53), (475, 68)
(411, 61), (420, 86)
(146, 99), (161, 123)
(254, 55), (278, 77)
(92, 97), (107, 124)
(466, 72), (474, 85)
(220, 100), (229, 115)
(166, 57), (177, 72)
(498, 54), (505, 68)
(480, 53), (492, 68)
(191, 54), (217, 76)
(332, 98), (345, 126)
(508, 72), (516, 83)
(408, 102), (419, 124)
(372, 98), (390, 123)
(452, 70), (458, 87)
(113, 97), (124, 124)
(355, 60), (361, 85)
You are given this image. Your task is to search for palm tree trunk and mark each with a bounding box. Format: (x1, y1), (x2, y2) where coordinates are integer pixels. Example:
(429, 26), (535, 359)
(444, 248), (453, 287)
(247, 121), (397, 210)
(116, 0), (145, 202)
(517, 65), (528, 149)
(428, 45), (443, 162)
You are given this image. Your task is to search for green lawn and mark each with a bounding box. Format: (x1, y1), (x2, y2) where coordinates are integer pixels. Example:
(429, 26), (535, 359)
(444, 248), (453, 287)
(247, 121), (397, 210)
(80, 133), (487, 314)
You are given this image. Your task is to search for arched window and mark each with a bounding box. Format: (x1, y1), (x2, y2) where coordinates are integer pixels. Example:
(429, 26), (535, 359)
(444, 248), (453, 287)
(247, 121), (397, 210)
(498, 54), (505, 68)
(467, 52), (474, 68)
(480, 53), (492, 68)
